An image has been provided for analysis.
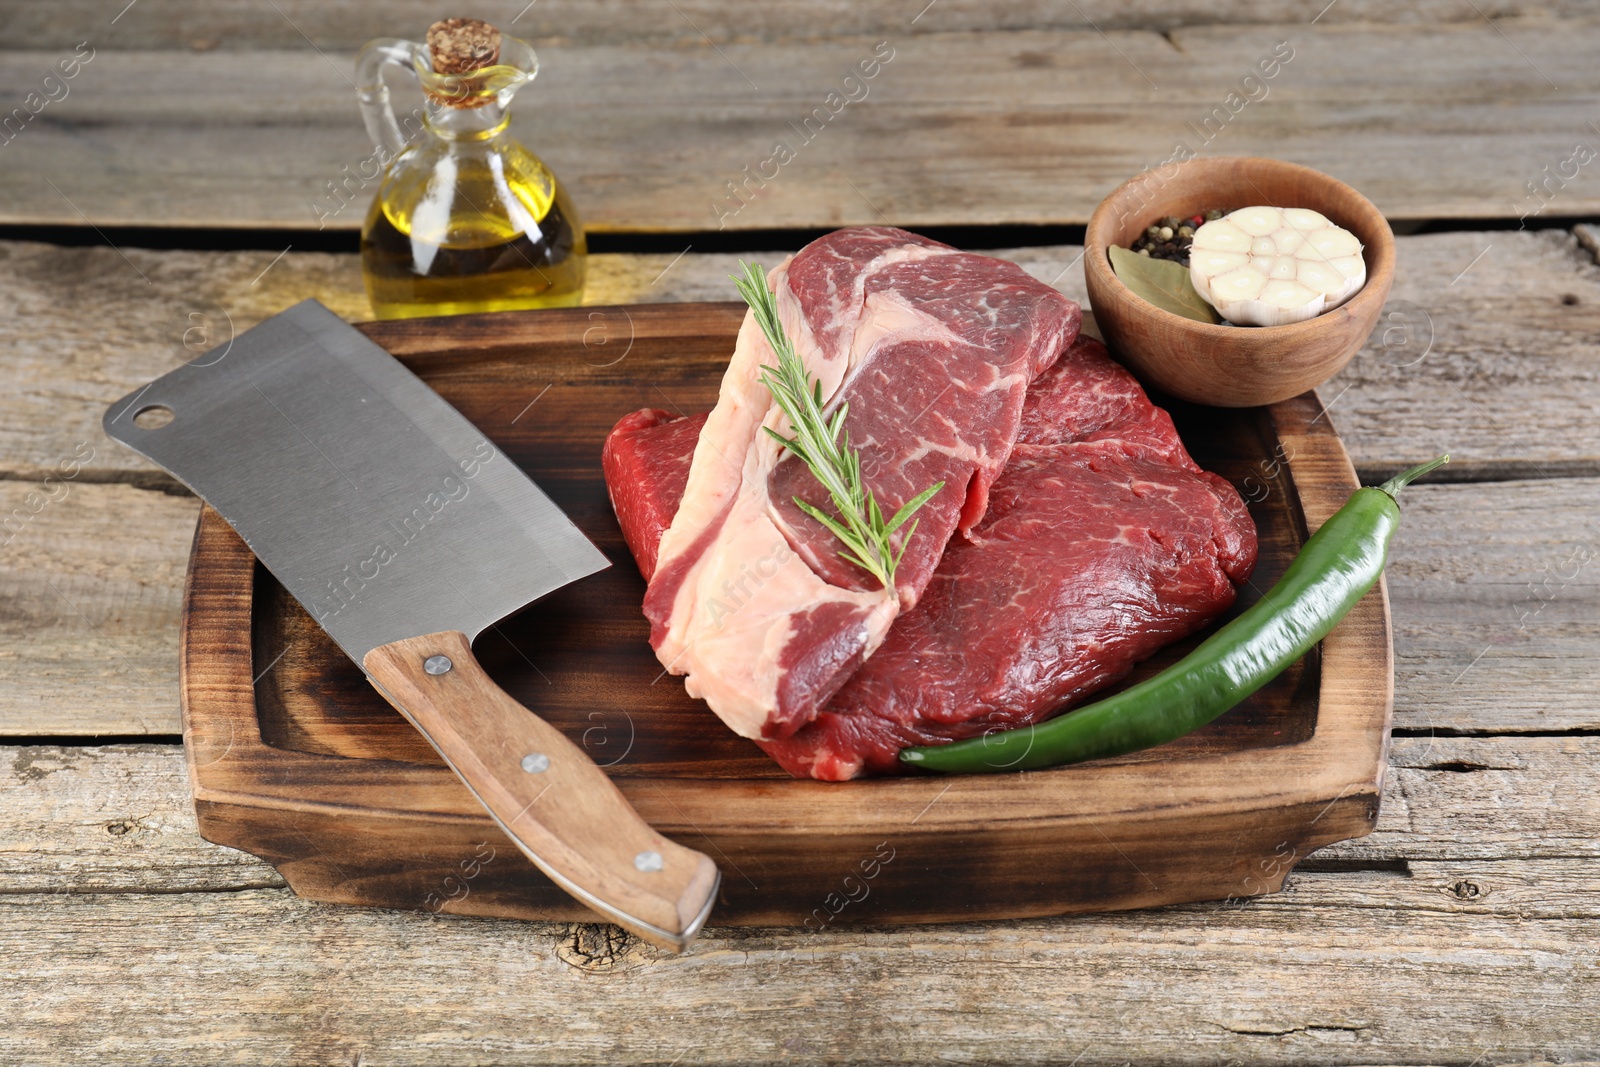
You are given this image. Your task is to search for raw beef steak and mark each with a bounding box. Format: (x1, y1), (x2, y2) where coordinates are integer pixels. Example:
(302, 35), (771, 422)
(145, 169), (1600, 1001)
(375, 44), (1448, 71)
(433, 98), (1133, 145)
(604, 336), (1258, 779)
(642, 227), (1081, 741)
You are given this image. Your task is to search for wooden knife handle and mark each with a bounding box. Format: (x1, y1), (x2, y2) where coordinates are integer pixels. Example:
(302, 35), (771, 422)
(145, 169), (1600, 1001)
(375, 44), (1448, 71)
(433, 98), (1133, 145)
(363, 630), (720, 951)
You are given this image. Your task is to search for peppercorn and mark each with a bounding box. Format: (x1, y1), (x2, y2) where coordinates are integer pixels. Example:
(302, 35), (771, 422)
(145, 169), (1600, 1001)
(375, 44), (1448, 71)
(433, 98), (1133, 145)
(1124, 207), (1221, 264)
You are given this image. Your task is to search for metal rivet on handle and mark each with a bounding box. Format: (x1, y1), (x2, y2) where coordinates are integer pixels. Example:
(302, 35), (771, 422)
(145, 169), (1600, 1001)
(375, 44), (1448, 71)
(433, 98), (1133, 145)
(520, 752), (550, 774)
(423, 655), (453, 675)
(634, 850), (664, 873)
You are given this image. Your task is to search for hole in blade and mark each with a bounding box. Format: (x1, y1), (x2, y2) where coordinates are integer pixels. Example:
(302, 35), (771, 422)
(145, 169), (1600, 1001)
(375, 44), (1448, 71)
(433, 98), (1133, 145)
(133, 404), (174, 430)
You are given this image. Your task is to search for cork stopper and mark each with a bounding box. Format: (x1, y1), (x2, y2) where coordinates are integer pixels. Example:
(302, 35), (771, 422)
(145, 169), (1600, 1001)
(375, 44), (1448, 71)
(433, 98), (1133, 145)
(427, 18), (501, 74)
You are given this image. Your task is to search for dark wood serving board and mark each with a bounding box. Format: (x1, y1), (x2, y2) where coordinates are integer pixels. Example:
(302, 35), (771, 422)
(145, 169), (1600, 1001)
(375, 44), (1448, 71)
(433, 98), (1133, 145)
(180, 302), (1392, 929)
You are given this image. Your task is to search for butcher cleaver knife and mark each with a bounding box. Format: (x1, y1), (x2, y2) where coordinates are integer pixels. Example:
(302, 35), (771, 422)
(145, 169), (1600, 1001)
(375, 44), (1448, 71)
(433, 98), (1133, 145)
(103, 299), (719, 950)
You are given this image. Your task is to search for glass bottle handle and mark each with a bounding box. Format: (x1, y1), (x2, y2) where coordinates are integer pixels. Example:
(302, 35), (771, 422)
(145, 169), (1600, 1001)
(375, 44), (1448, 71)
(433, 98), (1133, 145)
(356, 38), (422, 157)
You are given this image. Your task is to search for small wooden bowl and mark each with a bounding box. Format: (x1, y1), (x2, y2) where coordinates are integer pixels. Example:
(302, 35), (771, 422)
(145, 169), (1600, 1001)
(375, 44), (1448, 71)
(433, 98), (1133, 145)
(1084, 157), (1395, 407)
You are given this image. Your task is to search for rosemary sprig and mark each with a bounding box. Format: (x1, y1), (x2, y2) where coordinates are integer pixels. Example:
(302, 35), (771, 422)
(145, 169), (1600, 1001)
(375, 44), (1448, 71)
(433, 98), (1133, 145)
(732, 261), (943, 591)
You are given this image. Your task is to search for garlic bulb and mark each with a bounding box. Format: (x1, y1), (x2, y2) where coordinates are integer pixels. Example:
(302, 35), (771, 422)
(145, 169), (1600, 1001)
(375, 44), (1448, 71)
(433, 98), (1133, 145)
(1189, 206), (1366, 327)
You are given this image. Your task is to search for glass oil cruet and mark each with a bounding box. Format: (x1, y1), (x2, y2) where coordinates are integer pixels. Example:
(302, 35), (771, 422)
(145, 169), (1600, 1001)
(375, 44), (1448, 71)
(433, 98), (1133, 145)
(355, 18), (586, 319)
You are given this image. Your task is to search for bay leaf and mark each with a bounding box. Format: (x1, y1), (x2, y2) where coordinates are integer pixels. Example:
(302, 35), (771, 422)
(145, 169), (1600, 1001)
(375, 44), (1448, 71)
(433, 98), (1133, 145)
(1108, 245), (1222, 325)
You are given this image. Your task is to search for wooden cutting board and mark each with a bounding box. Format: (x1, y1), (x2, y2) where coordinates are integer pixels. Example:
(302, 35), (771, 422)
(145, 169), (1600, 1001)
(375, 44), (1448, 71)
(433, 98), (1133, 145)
(179, 302), (1391, 928)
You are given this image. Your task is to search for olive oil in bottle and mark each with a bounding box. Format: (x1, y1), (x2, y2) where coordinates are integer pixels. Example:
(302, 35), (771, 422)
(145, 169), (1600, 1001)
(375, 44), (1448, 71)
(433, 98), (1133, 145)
(355, 18), (586, 319)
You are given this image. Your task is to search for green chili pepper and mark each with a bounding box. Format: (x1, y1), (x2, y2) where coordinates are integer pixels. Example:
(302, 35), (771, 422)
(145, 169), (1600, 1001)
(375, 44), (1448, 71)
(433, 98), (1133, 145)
(898, 455), (1449, 775)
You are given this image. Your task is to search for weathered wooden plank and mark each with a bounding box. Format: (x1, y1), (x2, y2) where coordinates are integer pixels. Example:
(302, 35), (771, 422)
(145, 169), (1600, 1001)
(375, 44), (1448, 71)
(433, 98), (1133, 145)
(2, 873), (1598, 1063)
(1, 237), (1597, 736)
(0, 480), (194, 736)
(4, 737), (1597, 897)
(0, 744), (283, 894)
(0, 240), (716, 483)
(1270, 857), (1600, 920)
(3, 230), (1598, 484)
(1361, 735), (1600, 862)
(1385, 477), (1600, 738)
(3, 464), (1597, 738)
(0, 23), (1596, 230)
(2, 0), (1590, 51)
(1577, 223), (1600, 264)
(1320, 229), (1600, 484)
(3, 737), (1600, 1063)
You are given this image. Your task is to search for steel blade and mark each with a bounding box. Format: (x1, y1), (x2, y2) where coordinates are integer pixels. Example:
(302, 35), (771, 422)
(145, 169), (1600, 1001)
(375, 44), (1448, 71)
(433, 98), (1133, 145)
(104, 299), (609, 664)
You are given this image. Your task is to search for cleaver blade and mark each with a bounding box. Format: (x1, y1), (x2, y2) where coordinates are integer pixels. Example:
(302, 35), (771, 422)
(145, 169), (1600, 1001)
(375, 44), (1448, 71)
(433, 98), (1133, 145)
(104, 299), (718, 950)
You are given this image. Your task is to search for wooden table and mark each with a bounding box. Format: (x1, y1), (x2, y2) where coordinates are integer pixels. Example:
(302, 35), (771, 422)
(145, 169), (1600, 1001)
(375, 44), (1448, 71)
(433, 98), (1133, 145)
(3, 2), (1599, 1062)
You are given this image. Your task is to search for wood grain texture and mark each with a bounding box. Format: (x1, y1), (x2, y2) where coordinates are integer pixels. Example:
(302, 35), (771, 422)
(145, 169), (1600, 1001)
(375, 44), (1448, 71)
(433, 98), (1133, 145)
(3, 231), (1596, 485)
(3, 886), (1595, 1065)
(2, 0), (1589, 50)
(1577, 224), (1600, 264)
(2, 230), (1598, 741)
(0, 744), (285, 894)
(11, 474), (1593, 740)
(1385, 476), (1600, 738)
(0, 478), (194, 735)
(1, 22), (1597, 231)
(0, 239), (369, 484)
(1322, 229), (1600, 484)
(4, 888), (1599, 1065)
(362, 630), (721, 948)
(3, 725), (1596, 1064)
(6, 736), (1597, 894)
(2, 733), (1600, 1067)
(2, 737), (1598, 1062)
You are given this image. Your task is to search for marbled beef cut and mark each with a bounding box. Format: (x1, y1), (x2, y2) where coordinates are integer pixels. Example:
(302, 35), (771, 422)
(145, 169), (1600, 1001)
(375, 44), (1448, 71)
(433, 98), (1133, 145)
(641, 227), (1081, 742)
(604, 336), (1258, 780)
